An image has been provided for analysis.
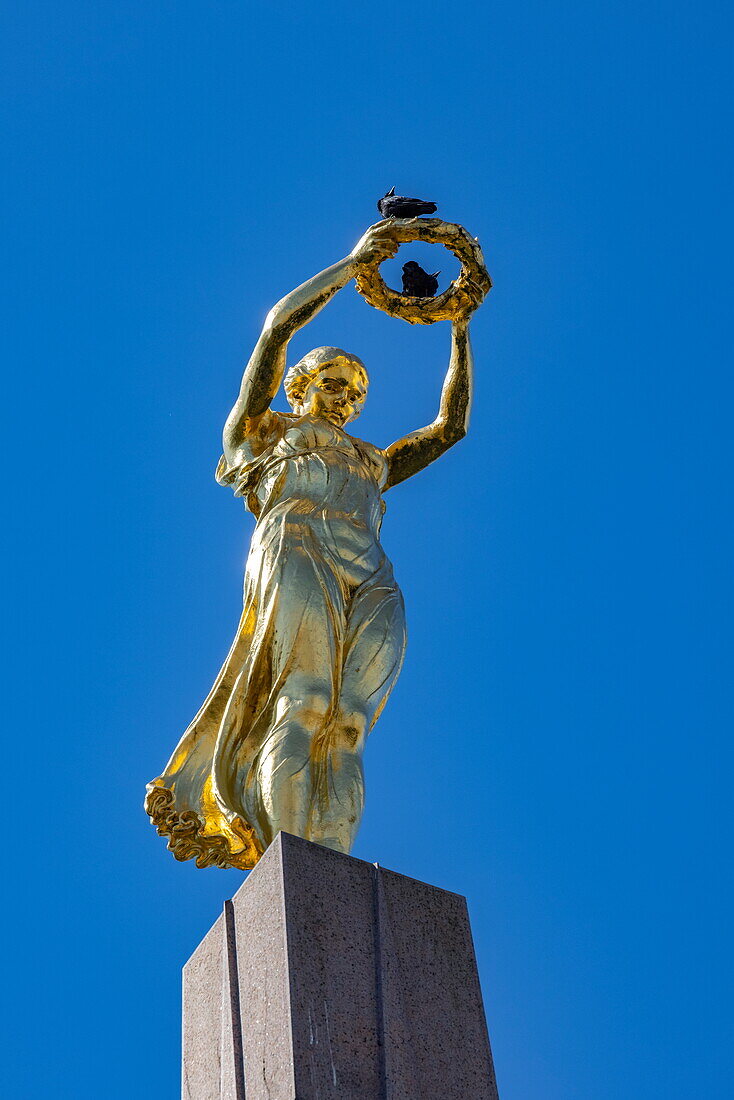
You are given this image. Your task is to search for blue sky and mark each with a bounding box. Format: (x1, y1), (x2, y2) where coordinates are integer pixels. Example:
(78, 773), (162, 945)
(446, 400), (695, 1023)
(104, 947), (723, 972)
(2, 2), (732, 1097)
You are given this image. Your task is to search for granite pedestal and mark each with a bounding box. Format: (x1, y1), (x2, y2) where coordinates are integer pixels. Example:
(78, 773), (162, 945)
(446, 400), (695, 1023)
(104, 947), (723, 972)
(182, 832), (499, 1100)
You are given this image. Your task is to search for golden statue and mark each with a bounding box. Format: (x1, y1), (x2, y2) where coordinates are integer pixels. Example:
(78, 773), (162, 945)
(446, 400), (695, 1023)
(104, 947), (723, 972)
(145, 218), (491, 869)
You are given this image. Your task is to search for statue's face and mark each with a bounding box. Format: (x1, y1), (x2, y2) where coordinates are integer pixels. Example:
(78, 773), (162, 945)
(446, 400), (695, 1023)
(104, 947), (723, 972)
(300, 362), (368, 427)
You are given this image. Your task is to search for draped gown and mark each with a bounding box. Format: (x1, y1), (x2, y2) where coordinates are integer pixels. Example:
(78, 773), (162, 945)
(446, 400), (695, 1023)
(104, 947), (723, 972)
(145, 411), (407, 869)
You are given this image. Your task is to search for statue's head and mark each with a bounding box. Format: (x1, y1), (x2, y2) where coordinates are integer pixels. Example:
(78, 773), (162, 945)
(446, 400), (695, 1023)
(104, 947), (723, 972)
(284, 347), (369, 428)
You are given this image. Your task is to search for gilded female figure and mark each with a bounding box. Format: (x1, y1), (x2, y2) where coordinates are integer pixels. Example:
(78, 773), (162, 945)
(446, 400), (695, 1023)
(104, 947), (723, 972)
(145, 223), (479, 869)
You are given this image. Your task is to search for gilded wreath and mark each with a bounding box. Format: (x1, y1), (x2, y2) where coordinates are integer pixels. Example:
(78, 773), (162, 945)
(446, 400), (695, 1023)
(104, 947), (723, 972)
(354, 217), (492, 324)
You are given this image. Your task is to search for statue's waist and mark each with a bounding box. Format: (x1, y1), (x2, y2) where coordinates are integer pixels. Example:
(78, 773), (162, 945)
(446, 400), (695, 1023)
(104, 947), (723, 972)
(256, 505), (381, 541)
(252, 506), (388, 577)
(262, 497), (379, 521)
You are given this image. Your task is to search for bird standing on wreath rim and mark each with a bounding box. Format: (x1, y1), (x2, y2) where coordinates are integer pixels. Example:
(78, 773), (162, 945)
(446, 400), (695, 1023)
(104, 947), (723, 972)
(377, 187), (438, 219)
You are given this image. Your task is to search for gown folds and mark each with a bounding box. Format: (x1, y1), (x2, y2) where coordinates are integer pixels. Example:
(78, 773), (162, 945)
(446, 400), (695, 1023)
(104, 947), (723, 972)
(145, 411), (406, 869)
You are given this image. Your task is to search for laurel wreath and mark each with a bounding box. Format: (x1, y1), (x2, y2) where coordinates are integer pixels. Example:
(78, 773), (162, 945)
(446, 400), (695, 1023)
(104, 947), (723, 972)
(354, 218), (492, 325)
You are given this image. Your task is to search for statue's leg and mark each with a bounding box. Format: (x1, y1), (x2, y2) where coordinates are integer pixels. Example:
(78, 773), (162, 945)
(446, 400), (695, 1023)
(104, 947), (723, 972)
(246, 543), (345, 847)
(308, 578), (406, 853)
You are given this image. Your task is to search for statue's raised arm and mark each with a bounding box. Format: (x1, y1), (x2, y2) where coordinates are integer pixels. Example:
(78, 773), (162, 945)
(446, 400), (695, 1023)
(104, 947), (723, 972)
(223, 222), (399, 468)
(384, 316), (474, 489)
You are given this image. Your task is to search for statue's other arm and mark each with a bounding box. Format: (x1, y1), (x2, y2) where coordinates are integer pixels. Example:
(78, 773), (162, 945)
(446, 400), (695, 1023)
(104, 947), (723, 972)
(222, 258), (353, 465)
(384, 318), (474, 489)
(223, 223), (399, 467)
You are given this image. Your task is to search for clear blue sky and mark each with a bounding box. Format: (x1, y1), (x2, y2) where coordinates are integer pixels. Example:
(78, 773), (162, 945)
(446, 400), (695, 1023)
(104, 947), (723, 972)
(2, 2), (731, 1097)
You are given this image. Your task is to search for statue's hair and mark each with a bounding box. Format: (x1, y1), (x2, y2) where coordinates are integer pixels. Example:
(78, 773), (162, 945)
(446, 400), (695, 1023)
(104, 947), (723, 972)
(283, 347), (369, 409)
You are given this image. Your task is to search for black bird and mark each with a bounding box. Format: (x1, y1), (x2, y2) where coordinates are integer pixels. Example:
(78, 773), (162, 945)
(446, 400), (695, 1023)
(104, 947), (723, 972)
(402, 261), (440, 298)
(377, 187), (438, 219)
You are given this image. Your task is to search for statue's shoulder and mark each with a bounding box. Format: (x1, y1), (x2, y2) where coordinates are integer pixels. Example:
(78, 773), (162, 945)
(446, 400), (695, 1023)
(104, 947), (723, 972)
(216, 409), (295, 488)
(254, 408), (297, 443)
(346, 432), (389, 486)
(245, 408), (298, 451)
(344, 428), (383, 458)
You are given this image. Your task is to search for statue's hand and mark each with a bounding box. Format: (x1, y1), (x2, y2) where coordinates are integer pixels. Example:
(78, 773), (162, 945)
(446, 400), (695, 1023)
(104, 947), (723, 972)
(455, 256), (492, 320)
(351, 222), (400, 266)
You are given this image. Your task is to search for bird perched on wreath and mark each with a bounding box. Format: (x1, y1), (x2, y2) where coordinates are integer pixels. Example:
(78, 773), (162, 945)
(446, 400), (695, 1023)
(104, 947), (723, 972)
(402, 261), (440, 298)
(377, 187), (438, 219)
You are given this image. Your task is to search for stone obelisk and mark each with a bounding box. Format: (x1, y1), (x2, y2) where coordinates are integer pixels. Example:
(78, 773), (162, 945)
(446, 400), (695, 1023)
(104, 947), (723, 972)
(182, 832), (499, 1100)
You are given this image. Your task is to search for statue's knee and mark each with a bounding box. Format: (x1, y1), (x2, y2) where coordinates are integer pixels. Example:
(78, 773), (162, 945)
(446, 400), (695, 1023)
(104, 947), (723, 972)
(334, 705), (369, 750)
